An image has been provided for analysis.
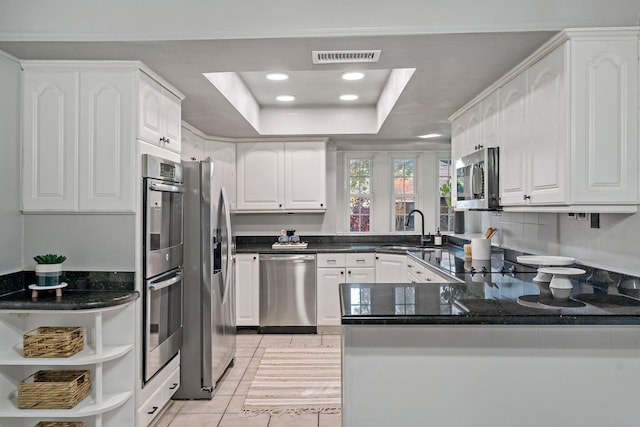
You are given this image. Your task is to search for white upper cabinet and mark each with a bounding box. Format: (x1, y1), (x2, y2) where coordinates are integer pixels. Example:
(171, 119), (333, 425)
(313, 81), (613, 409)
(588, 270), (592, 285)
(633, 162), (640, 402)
(236, 140), (327, 212)
(22, 62), (184, 213)
(22, 70), (78, 211)
(453, 28), (639, 212)
(78, 71), (136, 211)
(139, 73), (182, 153)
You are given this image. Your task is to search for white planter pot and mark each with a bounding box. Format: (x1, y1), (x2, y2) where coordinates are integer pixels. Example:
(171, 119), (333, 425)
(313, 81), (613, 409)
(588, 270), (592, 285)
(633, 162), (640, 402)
(35, 263), (63, 287)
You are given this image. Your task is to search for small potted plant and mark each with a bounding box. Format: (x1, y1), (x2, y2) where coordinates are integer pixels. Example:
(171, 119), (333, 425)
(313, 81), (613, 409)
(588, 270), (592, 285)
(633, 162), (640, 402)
(33, 254), (67, 287)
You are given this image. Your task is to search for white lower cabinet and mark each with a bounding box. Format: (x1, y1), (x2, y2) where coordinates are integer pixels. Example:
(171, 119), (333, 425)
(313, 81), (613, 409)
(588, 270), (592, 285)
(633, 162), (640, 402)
(374, 253), (407, 282)
(0, 302), (136, 426)
(317, 253), (375, 326)
(407, 258), (458, 283)
(235, 253), (260, 326)
(137, 355), (180, 426)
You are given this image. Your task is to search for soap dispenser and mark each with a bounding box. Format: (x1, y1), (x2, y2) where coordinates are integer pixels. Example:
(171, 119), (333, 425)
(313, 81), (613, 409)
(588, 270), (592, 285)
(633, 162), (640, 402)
(434, 228), (443, 246)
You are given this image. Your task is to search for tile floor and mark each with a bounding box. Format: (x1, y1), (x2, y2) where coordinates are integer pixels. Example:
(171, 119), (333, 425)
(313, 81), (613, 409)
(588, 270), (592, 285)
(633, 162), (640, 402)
(152, 332), (342, 427)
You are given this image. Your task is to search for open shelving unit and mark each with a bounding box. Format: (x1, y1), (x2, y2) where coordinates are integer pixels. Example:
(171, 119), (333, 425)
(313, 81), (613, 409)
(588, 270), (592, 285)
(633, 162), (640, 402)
(0, 302), (136, 427)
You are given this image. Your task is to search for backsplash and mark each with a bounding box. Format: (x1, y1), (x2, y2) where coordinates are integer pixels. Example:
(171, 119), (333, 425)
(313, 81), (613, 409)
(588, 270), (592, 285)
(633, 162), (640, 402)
(469, 210), (640, 276)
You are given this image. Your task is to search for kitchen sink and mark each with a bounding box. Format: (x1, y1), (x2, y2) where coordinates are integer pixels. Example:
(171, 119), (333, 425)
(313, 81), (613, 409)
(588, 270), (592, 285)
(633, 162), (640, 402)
(379, 245), (435, 252)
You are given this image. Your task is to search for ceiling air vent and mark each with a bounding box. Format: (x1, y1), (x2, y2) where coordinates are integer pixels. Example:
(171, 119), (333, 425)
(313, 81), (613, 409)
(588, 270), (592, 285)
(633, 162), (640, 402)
(312, 50), (381, 64)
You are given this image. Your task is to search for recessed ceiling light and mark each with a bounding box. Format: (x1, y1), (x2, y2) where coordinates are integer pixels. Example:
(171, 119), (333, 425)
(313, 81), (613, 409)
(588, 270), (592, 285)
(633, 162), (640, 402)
(266, 72), (289, 81)
(276, 95), (295, 102)
(340, 94), (359, 101)
(342, 72), (365, 81)
(418, 133), (442, 139)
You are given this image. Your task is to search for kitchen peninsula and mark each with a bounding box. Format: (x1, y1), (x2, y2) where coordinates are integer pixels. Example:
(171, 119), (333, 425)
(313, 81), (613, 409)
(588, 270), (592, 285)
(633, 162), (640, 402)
(340, 260), (640, 427)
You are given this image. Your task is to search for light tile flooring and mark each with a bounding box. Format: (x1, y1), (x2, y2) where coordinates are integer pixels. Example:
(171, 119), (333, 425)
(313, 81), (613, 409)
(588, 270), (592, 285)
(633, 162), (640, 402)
(152, 332), (342, 427)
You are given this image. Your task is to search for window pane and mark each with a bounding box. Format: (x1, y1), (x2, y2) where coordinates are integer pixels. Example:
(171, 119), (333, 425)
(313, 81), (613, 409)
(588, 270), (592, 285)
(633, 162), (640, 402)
(404, 177), (414, 194)
(360, 177), (370, 194)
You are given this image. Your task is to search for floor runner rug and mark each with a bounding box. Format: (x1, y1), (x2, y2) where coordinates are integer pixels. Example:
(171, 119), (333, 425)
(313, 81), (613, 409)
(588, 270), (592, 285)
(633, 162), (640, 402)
(242, 347), (341, 415)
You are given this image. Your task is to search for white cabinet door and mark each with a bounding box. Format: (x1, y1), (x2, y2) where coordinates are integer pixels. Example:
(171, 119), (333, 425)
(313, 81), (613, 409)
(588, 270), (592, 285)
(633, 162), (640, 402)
(22, 70), (78, 211)
(570, 38), (639, 205)
(465, 104), (481, 154)
(284, 141), (326, 210)
(235, 254), (260, 326)
(375, 253), (406, 283)
(527, 44), (568, 204)
(139, 75), (163, 146)
(78, 71), (135, 211)
(347, 267), (375, 283)
(236, 142), (284, 211)
(162, 92), (182, 153)
(316, 267), (345, 326)
(138, 73), (182, 153)
(480, 90), (499, 149)
(499, 72), (528, 206)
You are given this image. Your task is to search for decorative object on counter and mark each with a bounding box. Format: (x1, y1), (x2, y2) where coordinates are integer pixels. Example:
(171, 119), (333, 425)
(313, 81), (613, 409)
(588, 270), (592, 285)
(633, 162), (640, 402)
(33, 254), (66, 287)
(470, 238), (491, 260)
(434, 228), (442, 246)
(35, 422), (84, 427)
(273, 229), (307, 248)
(540, 267), (585, 301)
(463, 244), (472, 259)
(23, 326), (84, 358)
(516, 255), (575, 283)
(587, 269), (615, 287)
(618, 275), (640, 298)
(18, 369), (90, 409)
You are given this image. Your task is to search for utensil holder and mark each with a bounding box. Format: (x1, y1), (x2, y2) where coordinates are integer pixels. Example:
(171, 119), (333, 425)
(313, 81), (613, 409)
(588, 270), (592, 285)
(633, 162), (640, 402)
(471, 238), (491, 260)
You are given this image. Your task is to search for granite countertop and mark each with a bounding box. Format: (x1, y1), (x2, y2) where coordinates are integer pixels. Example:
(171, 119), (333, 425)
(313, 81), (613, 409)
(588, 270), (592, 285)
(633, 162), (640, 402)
(340, 280), (640, 326)
(0, 270), (138, 310)
(0, 289), (140, 310)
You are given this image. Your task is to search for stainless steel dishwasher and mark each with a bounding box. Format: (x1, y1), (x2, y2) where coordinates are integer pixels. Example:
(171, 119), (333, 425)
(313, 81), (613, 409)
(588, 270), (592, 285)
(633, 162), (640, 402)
(259, 254), (316, 333)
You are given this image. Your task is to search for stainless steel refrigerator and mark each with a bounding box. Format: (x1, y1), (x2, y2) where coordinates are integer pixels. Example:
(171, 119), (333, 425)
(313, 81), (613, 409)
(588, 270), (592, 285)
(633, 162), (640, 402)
(174, 158), (236, 400)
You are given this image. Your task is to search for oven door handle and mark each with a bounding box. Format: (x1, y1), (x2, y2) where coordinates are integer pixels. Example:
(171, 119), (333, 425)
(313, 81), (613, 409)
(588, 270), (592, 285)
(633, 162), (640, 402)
(148, 271), (183, 291)
(149, 182), (184, 193)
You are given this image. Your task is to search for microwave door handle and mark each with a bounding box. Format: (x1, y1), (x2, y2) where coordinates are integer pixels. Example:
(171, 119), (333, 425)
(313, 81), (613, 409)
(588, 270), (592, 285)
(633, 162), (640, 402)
(148, 271), (183, 291)
(149, 183), (184, 193)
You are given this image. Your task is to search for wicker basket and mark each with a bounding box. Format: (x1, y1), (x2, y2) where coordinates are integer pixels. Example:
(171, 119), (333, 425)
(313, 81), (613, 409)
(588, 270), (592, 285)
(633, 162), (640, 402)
(18, 370), (90, 409)
(35, 422), (84, 427)
(23, 327), (84, 358)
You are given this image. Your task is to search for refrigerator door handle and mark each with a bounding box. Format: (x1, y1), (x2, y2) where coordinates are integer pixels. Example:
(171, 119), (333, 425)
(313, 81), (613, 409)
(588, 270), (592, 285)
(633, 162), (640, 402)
(221, 187), (233, 306)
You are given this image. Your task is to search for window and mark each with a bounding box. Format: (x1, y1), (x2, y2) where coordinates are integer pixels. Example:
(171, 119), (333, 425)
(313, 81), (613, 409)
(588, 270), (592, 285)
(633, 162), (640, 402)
(348, 158), (372, 232)
(438, 159), (454, 232)
(393, 158), (416, 231)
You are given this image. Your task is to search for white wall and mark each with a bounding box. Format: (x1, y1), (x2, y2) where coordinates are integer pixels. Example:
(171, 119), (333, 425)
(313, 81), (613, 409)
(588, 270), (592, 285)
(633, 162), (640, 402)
(22, 214), (135, 271)
(468, 209), (640, 276)
(0, 52), (22, 274)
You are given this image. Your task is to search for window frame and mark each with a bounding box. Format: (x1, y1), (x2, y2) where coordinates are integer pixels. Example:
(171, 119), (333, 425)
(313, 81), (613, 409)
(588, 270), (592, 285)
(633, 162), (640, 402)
(345, 154), (374, 233)
(390, 154), (419, 233)
(437, 156), (454, 233)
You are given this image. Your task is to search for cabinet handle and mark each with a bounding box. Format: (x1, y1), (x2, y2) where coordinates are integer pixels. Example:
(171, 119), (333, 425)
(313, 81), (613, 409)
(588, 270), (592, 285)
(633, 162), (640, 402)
(347, 271), (351, 275)
(320, 203), (324, 207)
(279, 204), (282, 208)
(523, 195), (531, 200)
(148, 406), (159, 415)
(159, 137), (166, 143)
(166, 138), (171, 144)
(169, 383), (178, 390)
(340, 271), (344, 275)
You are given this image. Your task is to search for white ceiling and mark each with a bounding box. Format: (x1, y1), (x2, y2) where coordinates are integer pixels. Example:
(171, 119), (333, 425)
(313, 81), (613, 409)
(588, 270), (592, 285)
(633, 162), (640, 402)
(1, 0), (639, 148)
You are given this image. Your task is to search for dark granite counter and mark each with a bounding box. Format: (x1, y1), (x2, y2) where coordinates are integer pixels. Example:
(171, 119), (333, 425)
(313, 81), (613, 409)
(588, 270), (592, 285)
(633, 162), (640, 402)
(0, 289), (139, 310)
(0, 270), (138, 310)
(235, 235), (424, 254)
(340, 280), (640, 325)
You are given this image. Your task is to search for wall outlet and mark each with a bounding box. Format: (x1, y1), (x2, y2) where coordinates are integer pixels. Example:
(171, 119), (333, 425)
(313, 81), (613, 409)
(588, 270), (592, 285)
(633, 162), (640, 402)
(576, 212), (588, 221)
(590, 213), (600, 228)
(567, 213), (576, 220)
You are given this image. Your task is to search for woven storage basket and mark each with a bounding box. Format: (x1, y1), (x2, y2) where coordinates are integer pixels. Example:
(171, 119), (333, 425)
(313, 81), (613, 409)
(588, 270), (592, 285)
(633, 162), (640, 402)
(23, 327), (84, 358)
(35, 422), (84, 427)
(18, 370), (90, 409)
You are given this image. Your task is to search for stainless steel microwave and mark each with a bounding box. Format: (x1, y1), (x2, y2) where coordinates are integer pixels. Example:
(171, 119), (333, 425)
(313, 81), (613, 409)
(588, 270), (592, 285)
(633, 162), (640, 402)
(455, 147), (500, 210)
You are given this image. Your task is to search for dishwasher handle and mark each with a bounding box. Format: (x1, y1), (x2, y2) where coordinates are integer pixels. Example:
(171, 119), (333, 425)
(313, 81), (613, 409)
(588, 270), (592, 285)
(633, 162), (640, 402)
(260, 254), (316, 262)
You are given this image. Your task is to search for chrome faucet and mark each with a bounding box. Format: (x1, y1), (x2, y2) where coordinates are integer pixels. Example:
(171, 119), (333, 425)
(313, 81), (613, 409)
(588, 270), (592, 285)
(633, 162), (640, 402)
(406, 209), (428, 247)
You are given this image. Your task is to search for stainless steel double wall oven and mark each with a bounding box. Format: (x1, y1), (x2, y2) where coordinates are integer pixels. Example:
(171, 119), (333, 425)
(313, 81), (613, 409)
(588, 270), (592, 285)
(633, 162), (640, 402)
(142, 154), (184, 384)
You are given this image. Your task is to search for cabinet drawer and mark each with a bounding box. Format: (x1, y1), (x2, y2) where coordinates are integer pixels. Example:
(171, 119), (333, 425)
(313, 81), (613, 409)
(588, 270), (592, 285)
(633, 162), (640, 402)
(317, 253), (347, 268)
(346, 253), (375, 268)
